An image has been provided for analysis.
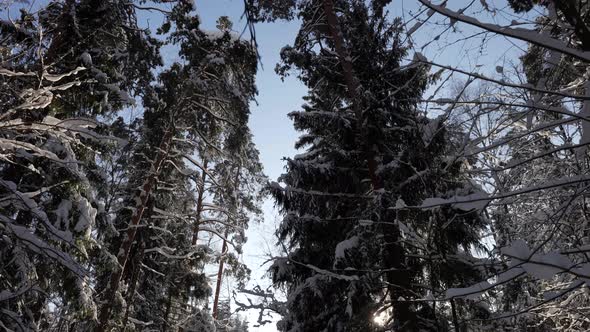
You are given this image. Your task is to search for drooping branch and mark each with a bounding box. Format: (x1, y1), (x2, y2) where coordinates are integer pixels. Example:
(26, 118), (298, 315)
(418, 0), (590, 62)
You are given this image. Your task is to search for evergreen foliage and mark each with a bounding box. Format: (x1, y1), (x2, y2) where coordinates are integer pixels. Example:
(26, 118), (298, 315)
(247, 0), (490, 330)
(0, 1), (264, 331)
(3, 0), (590, 331)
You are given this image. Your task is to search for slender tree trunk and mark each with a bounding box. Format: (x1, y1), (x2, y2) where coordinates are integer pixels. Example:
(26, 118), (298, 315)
(212, 165), (240, 319)
(450, 298), (461, 332)
(122, 229), (146, 327)
(192, 159), (209, 245)
(321, 0), (414, 328)
(212, 228), (229, 319)
(95, 127), (175, 332)
(164, 290), (174, 332)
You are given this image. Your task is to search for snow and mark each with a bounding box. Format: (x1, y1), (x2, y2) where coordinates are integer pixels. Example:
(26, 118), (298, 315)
(305, 263), (359, 281)
(522, 252), (572, 280)
(43, 66), (85, 82)
(334, 236), (359, 261)
(413, 52), (428, 63)
(144, 247), (200, 260)
(103, 83), (136, 105)
(419, 0), (590, 62)
(75, 196), (96, 235)
(0, 180), (74, 243)
(446, 280), (491, 300)
(419, 191), (489, 211)
(358, 219), (374, 226)
(501, 239), (531, 259)
(205, 53), (225, 65)
(15, 88), (53, 109)
(0, 290), (14, 302)
(502, 240), (579, 281)
(420, 116), (441, 145)
(128, 317), (154, 326)
(202, 29), (240, 42)
(54, 200), (72, 229)
(442, 267), (527, 301)
(4, 221), (86, 277)
(0, 68), (36, 77)
(579, 263), (590, 286)
(80, 52), (92, 66)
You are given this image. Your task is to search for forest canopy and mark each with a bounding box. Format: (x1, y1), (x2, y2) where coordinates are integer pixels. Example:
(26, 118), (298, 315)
(1, 0), (590, 331)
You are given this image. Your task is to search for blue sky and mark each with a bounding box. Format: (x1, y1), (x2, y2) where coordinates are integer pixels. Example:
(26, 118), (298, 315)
(1, 1), (303, 328)
(192, 0), (303, 182)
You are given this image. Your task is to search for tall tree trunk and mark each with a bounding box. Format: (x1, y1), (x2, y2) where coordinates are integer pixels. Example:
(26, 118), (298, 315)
(450, 298), (462, 332)
(122, 228), (146, 327)
(163, 290), (174, 332)
(321, 0), (414, 328)
(212, 165), (240, 319)
(192, 159), (209, 245)
(95, 127), (175, 332)
(212, 229), (229, 319)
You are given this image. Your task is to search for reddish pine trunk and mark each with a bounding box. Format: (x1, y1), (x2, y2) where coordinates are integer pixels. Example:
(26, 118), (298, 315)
(212, 230), (229, 319)
(192, 159), (208, 245)
(95, 128), (174, 332)
(321, 0), (414, 328)
(212, 165), (239, 319)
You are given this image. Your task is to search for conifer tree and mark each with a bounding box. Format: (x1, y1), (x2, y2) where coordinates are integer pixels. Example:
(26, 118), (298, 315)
(0, 1), (159, 329)
(93, 3), (264, 330)
(216, 300), (250, 332)
(0, 1), (265, 331)
(249, 0), (489, 330)
(408, 1), (590, 330)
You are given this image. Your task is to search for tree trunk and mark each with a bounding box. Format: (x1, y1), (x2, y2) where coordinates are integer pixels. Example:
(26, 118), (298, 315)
(164, 290), (174, 332)
(212, 229), (229, 319)
(212, 165), (240, 319)
(192, 159), (209, 245)
(122, 228), (146, 327)
(95, 127), (174, 332)
(321, 0), (414, 328)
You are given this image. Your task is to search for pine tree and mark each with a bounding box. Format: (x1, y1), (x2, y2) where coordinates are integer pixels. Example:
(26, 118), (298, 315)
(92, 3), (264, 330)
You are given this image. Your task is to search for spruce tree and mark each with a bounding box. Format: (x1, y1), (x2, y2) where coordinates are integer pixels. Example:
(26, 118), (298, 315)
(0, 1), (159, 329)
(248, 0), (489, 330)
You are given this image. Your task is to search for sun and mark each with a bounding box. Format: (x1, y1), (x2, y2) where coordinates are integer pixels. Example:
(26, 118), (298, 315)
(373, 309), (391, 326)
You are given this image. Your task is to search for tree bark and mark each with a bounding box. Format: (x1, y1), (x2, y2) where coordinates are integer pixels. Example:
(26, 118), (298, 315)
(321, 0), (414, 329)
(192, 159), (209, 245)
(212, 229), (229, 319)
(122, 232), (145, 327)
(95, 127), (175, 332)
(212, 165), (240, 319)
